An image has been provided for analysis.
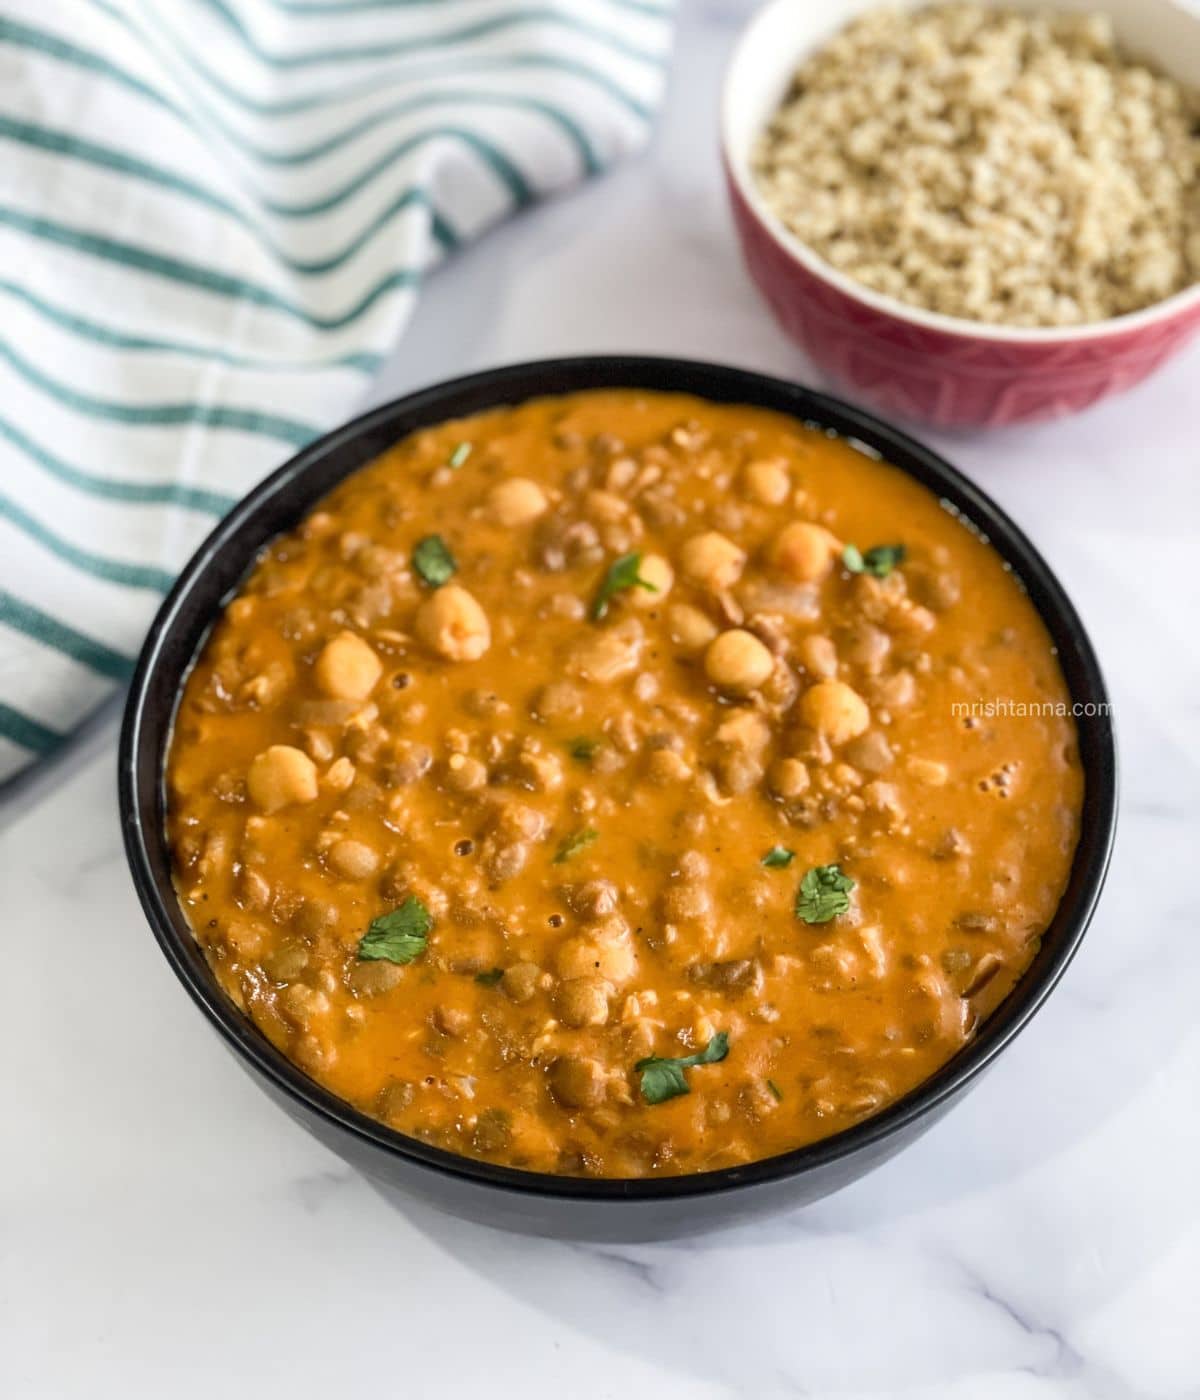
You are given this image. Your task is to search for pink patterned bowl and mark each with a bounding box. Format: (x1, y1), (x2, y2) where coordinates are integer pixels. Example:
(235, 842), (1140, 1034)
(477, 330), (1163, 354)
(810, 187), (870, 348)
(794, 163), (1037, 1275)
(722, 0), (1200, 428)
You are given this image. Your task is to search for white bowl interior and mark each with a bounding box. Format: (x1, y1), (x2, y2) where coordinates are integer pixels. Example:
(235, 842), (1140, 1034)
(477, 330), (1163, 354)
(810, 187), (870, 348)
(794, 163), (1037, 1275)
(722, 0), (1200, 342)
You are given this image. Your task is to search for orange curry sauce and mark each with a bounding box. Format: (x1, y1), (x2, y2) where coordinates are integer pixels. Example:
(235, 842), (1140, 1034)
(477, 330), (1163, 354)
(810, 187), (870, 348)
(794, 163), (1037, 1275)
(167, 391), (1082, 1178)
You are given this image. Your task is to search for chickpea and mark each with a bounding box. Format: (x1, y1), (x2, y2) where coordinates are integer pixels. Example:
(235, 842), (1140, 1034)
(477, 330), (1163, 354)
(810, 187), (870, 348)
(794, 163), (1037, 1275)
(445, 753), (488, 792)
(769, 756), (811, 799)
(556, 976), (613, 1028)
(328, 838), (380, 880)
(704, 628), (775, 695)
(415, 584), (490, 662)
(768, 522), (840, 582)
(246, 744), (319, 813)
(667, 603), (718, 650)
(799, 680), (871, 745)
(486, 477), (548, 527)
(557, 933), (637, 985)
(662, 883), (711, 922)
(679, 531), (746, 591)
(628, 553), (673, 608)
(798, 634), (838, 679)
(323, 756), (356, 792)
(313, 630), (382, 701)
(742, 457), (791, 505)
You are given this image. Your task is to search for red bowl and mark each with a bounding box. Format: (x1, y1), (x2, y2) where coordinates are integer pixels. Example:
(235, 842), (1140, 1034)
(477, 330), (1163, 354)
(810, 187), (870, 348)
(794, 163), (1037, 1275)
(722, 0), (1200, 429)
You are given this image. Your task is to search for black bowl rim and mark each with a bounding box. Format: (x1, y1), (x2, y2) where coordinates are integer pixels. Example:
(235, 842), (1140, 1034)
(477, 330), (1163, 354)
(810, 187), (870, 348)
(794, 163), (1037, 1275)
(119, 355), (1117, 1204)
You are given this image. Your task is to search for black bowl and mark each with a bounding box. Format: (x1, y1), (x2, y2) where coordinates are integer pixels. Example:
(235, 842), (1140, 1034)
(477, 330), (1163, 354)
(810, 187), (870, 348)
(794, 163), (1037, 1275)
(119, 357), (1117, 1240)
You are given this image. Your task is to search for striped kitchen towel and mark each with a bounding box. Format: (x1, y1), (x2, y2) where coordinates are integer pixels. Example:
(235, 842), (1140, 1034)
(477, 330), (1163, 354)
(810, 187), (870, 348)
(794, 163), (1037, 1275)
(0, 0), (673, 785)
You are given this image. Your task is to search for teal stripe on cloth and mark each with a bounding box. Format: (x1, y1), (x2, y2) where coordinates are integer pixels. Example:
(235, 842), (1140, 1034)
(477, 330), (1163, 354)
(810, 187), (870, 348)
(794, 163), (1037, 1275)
(0, 206), (425, 330)
(261, 0), (673, 15)
(0, 592), (134, 680)
(194, 0), (669, 69)
(0, 701), (63, 755)
(0, 116), (464, 262)
(0, 494), (175, 593)
(2, 106), (534, 220)
(6, 9), (653, 133)
(0, 417), (235, 515)
(97, 0), (657, 123)
(0, 0), (674, 782)
(0, 17), (171, 115)
(0, 278), (383, 373)
(0, 339), (320, 446)
(0, 21), (602, 177)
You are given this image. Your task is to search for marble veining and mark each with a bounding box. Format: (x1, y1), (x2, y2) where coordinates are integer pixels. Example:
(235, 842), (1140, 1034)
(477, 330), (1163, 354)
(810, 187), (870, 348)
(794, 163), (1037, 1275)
(4, 2), (1200, 1395)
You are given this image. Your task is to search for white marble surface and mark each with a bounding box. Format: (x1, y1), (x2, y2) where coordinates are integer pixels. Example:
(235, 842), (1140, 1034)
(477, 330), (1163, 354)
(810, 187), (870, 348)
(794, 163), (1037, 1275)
(5, 2), (1200, 1395)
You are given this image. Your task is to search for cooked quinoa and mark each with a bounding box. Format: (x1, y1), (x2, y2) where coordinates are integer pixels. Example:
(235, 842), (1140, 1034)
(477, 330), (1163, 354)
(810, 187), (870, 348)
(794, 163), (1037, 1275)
(752, 4), (1200, 327)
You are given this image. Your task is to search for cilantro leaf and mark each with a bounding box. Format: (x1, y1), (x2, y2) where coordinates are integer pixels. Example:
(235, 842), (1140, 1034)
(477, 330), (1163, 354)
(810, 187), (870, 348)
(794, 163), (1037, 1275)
(841, 543), (865, 574)
(635, 1032), (730, 1105)
(412, 534), (457, 587)
(552, 827), (599, 864)
(448, 441), (472, 470)
(589, 551), (658, 621)
(766, 1078), (784, 1102)
(761, 845), (795, 869)
(842, 543), (905, 578)
(474, 967), (504, 987)
(795, 864), (855, 924)
(357, 895), (432, 964)
(568, 737), (600, 762)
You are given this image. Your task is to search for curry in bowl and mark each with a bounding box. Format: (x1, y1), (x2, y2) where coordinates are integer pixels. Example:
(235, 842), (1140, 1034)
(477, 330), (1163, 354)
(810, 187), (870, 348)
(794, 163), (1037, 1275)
(166, 390), (1082, 1179)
